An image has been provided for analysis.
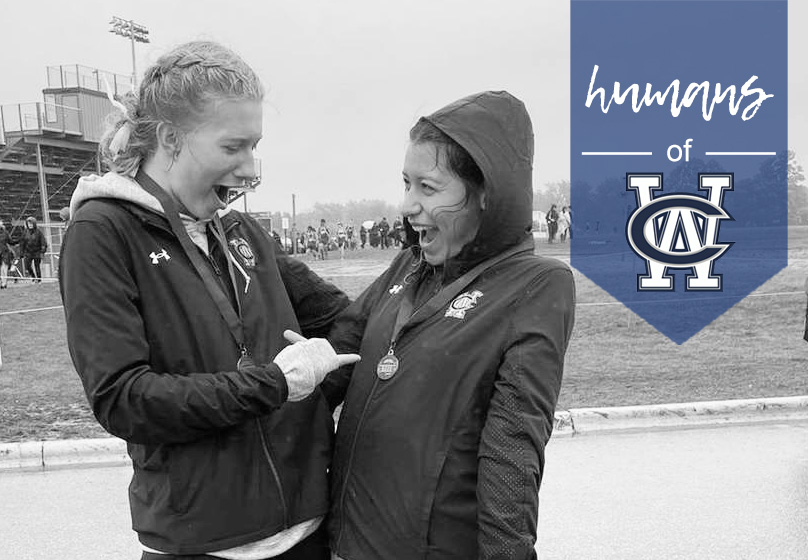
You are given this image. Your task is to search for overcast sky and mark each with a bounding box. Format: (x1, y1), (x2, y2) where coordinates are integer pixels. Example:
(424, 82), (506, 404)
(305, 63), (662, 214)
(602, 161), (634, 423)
(1, 0), (805, 214)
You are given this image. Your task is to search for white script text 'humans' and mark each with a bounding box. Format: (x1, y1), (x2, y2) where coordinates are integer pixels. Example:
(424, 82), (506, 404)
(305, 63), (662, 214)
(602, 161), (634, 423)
(585, 65), (774, 122)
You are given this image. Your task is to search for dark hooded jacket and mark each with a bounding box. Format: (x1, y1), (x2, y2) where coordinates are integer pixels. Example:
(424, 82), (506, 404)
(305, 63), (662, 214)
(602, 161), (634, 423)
(21, 217), (47, 258)
(0, 225), (14, 266)
(60, 171), (350, 554)
(324, 91), (576, 560)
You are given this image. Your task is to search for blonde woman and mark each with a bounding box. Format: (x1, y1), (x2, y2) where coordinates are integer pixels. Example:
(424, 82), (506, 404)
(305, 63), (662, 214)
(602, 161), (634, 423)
(60, 41), (358, 559)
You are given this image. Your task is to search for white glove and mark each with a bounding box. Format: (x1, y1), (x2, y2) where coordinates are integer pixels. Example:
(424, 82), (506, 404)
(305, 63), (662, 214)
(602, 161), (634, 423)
(273, 330), (361, 402)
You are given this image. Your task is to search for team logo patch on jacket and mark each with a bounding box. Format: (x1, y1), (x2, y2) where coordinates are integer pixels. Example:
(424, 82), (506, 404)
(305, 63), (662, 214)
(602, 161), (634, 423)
(229, 238), (256, 269)
(445, 290), (483, 319)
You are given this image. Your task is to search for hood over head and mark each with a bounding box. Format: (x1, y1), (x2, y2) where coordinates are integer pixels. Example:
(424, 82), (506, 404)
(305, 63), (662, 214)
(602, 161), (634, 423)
(406, 90), (535, 279)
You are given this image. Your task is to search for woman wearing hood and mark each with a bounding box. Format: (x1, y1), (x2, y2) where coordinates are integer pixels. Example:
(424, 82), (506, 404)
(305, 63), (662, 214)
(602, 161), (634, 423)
(21, 216), (48, 282)
(322, 91), (576, 560)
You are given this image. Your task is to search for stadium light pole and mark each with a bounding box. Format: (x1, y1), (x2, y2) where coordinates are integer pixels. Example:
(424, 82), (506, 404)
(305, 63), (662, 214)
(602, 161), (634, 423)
(109, 16), (150, 89)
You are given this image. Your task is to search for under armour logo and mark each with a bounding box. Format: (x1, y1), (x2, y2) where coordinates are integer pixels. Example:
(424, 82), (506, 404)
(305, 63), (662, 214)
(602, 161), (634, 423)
(149, 249), (171, 265)
(389, 284), (403, 295)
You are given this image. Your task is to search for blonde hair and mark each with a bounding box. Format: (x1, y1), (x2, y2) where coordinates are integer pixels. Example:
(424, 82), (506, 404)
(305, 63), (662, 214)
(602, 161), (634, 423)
(101, 41), (264, 175)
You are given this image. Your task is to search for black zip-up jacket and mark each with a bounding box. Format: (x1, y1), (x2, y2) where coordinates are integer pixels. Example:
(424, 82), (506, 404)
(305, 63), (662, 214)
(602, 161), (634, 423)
(325, 244), (574, 560)
(60, 176), (349, 554)
(21, 224), (47, 258)
(0, 227), (14, 265)
(324, 91), (575, 560)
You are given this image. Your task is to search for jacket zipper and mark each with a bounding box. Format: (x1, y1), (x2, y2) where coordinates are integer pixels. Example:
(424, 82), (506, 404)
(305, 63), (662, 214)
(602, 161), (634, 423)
(336, 374), (381, 548)
(256, 419), (289, 528)
(221, 216), (286, 524)
(336, 336), (412, 548)
(207, 253), (222, 275)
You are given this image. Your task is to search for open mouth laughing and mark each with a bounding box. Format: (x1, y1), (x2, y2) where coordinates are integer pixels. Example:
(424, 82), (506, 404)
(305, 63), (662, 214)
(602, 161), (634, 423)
(410, 224), (439, 247)
(214, 185), (231, 206)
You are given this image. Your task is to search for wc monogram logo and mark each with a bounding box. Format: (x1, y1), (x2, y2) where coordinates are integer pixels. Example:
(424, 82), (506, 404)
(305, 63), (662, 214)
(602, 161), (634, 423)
(626, 173), (733, 291)
(445, 290), (483, 319)
(229, 238), (256, 268)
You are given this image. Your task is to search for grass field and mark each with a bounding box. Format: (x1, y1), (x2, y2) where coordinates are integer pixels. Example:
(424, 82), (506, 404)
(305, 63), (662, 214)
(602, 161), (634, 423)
(1, 232), (807, 443)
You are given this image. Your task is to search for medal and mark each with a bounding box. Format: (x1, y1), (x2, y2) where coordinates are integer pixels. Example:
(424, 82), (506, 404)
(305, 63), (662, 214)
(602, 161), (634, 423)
(376, 351), (399, 380)
(379, 282), (410, 380)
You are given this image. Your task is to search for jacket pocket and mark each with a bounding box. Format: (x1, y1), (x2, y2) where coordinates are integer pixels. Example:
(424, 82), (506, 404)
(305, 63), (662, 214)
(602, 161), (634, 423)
(129, 443), (171, 511)
(166, 438), (217, 514)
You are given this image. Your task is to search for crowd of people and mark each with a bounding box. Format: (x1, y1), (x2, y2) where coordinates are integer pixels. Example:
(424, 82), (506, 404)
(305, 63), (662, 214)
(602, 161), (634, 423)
(285, 216), (407, 261)
(356, 216), (406, 249)
(52, 40), (574, 560)
(545, 204), (572, 243)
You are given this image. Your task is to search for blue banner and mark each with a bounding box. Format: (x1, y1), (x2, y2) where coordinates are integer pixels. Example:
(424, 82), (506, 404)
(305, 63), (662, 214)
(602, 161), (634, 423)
(571, 0), (788, 344)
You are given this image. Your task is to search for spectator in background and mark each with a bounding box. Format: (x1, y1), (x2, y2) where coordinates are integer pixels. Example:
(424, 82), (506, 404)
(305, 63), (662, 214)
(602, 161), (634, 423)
(346, 220), (356, 250)
(369, 222), (381, 248)
(392, 216), (403, 247)
(378, 216), (390, 248)
(359, 223), (367, 249)
(0, 223), (14, 289)
(336, 221), (347, 259)
(559, 206), (571, 242)
(545, 204), (559, 243)
(297, 231), (307, 255)
(318, 218), (330, 260)
(567, 205), (573, 239)
(59, 206), (72, 229)
(306, 225), (319, 260)
(21, 216), (47, 283)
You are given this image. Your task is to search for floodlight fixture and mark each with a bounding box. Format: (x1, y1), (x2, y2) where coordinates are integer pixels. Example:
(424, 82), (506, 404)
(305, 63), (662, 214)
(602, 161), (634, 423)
(108, 16), (150, 88)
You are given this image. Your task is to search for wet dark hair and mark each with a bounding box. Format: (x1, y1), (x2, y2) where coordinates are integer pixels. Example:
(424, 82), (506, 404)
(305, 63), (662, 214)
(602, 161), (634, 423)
(409, 118), (484, 199)
(406, 118), (487, 265)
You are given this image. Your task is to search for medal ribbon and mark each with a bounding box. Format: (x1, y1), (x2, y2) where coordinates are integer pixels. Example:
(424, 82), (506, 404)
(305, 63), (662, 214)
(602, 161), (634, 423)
(136, 170), (247, 355)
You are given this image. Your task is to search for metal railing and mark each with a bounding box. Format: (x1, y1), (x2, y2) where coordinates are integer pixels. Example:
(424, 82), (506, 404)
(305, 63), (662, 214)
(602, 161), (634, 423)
(0, 102), (82, 136)
(46, 65), (133, 97)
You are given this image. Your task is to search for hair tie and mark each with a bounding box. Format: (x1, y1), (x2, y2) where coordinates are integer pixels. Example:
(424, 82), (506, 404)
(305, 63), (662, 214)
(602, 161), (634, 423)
(108, 122), (132, 160)
(102, 77), (129, 118)
(101, 76), (133, 160)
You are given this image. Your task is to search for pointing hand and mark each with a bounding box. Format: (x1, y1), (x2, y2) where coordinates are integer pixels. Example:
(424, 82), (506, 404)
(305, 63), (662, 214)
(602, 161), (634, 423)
(274, 330), (361, 401)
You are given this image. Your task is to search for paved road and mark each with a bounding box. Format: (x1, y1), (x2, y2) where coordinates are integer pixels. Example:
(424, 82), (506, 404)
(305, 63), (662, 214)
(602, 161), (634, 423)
(1, 420), (806, 559)
(539, 420), (808, 559)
